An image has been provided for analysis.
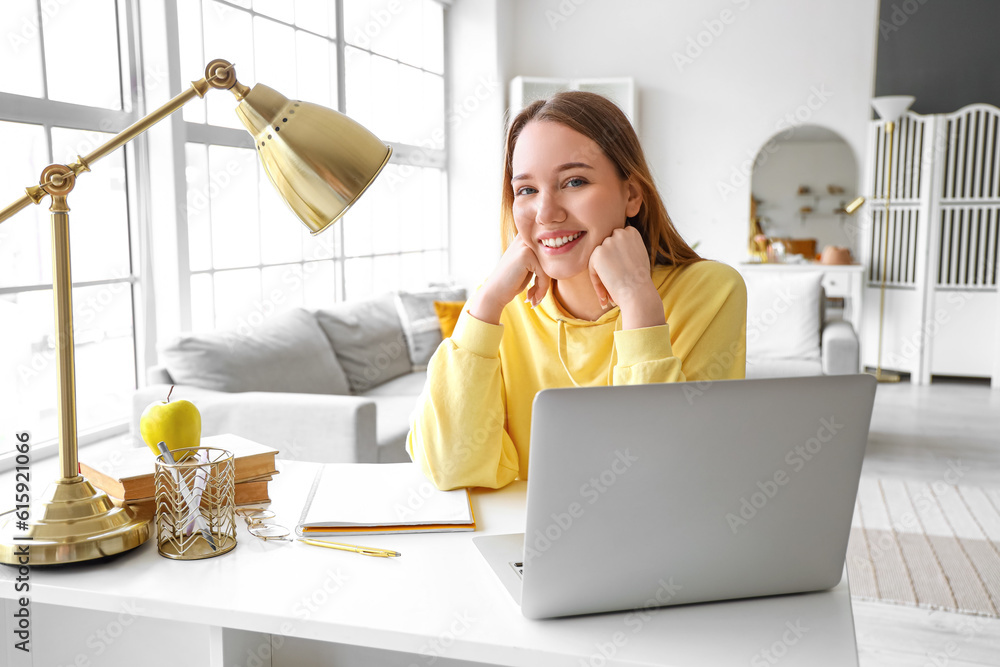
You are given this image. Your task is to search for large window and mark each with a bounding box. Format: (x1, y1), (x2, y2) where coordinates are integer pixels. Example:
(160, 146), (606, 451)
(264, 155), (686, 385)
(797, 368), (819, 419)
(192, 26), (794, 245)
(173, 0), (449, 332)
(0, 0), (142, 456)
(0, 0), (450, 460)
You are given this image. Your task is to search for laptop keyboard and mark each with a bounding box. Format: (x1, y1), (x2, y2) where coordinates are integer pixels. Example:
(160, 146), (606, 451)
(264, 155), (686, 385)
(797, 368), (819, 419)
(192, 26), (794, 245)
(510, 561), (524, 579)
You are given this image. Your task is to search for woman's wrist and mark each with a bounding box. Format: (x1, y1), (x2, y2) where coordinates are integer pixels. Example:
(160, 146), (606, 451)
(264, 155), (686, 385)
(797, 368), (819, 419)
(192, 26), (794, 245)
(466, 289), (506, 325)
(617, 283), (666, 330)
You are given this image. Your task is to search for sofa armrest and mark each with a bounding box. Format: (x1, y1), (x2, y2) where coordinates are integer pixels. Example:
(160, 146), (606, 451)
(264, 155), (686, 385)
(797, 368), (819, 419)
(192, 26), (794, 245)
(132, 384), (378, 464)
(821, 320), (860, 375)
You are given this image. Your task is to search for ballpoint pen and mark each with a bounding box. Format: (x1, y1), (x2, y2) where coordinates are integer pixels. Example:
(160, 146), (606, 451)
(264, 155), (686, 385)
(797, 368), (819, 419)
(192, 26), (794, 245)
(156, 442), (217, 551)
(298, 538), (401, 558)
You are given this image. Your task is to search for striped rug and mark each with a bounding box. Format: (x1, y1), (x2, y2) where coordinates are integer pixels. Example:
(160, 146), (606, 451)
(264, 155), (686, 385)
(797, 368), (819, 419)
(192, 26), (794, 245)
(846, 477), (1000, 618)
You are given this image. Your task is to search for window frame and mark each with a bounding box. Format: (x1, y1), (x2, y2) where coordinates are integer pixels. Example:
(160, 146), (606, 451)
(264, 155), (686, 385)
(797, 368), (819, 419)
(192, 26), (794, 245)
(165, 0), (451, 332)
(0, 0), (452, 470)
(0, 0), (150, 471)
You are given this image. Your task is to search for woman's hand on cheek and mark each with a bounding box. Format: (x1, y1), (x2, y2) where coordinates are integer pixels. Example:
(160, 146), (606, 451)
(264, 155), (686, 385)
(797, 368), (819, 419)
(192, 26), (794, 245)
(467, 236), (551, 325)
(588, 226), (666, 330)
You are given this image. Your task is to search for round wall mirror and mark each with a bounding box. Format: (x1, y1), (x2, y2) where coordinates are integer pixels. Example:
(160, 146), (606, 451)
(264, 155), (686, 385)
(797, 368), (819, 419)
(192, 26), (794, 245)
(749, 125), (861, 264)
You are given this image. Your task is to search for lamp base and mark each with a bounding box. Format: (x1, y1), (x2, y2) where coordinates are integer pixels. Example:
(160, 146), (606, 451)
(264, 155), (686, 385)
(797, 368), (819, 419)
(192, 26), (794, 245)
(867, 369), (902, 383)
(0, 476), (149, 566)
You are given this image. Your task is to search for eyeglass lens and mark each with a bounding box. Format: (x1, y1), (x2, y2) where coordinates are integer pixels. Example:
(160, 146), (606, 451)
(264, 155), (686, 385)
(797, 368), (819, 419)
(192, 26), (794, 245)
(237, 509), (290, 540)
(250, 524), (290, 539)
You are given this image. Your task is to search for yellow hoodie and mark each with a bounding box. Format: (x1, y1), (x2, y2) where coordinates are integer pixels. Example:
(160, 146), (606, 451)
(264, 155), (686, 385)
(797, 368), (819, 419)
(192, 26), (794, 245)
(407, 260), (747, 490)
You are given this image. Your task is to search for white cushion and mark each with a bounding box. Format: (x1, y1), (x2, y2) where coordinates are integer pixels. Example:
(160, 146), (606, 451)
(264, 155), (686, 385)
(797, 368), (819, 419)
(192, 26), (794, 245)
(160, 308), (351, 395)
(744, 271), (822, 362)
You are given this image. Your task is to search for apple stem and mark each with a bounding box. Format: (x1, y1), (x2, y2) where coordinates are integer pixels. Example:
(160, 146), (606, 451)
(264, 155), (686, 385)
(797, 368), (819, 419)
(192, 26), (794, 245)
(167, 385), (174, 403)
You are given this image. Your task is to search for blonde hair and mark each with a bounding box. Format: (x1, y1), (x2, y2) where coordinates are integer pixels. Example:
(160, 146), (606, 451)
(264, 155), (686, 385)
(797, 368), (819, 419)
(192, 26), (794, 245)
(500, 91), (702, 268)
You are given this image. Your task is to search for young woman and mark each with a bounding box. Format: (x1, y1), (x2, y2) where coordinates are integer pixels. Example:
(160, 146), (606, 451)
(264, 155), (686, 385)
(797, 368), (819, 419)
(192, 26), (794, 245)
(407, 91), (746, 490)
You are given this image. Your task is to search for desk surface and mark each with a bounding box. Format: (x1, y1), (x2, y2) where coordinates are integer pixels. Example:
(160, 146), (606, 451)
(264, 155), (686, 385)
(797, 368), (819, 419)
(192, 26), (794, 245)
(0, 460), (859, 666)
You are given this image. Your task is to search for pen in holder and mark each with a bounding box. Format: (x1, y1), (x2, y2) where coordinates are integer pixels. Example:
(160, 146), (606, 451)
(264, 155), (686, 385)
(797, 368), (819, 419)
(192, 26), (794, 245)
(154, 446), (237, 560)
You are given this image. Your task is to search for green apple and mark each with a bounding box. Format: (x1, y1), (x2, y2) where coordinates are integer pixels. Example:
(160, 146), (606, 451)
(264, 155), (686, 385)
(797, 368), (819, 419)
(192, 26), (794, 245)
(140, 385), (201, 458)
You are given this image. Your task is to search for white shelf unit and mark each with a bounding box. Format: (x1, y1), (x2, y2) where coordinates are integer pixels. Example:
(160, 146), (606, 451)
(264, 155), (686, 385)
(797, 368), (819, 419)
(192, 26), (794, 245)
(859, 104), (1000, 386)
(509, 76), (638, 128)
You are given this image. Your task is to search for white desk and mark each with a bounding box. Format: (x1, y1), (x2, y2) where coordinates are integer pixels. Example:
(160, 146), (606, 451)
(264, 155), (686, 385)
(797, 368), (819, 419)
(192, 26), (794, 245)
(1, 459), (859, 666)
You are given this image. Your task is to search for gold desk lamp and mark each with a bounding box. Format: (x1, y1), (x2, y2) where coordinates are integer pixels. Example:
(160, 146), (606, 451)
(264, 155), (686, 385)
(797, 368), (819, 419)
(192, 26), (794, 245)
(0, 59), (391, 565)
(869, 95), (915, 384)
(843, 196), (865, 216)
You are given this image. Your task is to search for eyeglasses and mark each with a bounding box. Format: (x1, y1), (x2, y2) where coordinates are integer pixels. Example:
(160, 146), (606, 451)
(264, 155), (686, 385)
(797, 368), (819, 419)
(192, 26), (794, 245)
(236, 508), (291, 542)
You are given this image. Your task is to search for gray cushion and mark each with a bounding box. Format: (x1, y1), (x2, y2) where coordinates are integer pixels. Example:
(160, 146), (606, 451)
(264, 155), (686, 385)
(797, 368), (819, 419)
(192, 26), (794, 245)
(394, 288), (466, 370)
(159, 308), (351, 395)
(315, 293), (411, 393)
(147, 365), (173, 385)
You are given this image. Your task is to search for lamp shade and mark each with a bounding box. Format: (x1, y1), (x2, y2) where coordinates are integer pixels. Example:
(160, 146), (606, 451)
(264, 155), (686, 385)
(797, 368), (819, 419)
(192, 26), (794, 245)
(871, 96), (915, 123)
(236, 84), (392, 235)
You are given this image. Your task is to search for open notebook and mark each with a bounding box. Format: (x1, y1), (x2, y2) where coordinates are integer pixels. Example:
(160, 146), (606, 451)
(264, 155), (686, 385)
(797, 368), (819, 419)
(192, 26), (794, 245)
(295, 463), (475, 536)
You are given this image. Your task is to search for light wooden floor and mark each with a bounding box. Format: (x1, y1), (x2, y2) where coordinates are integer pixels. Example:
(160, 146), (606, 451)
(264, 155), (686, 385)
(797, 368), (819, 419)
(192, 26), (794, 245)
(853, 378), (1000, 666)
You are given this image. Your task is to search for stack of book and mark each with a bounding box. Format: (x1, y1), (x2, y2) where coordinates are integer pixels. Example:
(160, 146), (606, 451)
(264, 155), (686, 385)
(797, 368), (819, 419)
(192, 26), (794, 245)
(80, 434), (279, 521)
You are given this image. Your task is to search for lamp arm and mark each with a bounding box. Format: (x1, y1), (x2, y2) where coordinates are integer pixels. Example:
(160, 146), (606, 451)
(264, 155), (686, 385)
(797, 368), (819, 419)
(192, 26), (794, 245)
(0, 59), (247, 484)
(0, 59), (248, 225)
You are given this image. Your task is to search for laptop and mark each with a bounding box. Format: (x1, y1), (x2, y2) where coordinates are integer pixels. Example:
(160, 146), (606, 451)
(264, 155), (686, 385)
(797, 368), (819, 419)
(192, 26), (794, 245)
(473, 374), (877, 619)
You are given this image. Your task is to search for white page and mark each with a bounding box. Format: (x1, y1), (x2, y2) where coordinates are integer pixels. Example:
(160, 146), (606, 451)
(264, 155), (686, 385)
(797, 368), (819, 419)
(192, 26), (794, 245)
(299, 463), (472, 528)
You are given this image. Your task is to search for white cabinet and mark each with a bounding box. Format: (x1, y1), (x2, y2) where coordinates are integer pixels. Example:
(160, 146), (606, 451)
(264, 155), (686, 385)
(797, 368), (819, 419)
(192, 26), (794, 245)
(821, 270), (853, 299)
(509, 76), (638, 127)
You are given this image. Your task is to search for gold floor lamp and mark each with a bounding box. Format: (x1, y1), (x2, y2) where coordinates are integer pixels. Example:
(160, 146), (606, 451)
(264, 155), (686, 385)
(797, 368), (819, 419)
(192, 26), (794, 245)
(869, 95), (915, 383)
(0, 59), (392, 565)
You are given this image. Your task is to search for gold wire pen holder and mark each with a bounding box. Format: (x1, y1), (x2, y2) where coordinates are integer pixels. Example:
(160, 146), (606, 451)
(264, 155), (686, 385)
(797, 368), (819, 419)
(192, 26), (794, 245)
(155, 447), (237, 560)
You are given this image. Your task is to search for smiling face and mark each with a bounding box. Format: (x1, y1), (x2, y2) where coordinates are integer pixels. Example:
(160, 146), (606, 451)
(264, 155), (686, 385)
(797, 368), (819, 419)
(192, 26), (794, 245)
(510, 120), (642, 281)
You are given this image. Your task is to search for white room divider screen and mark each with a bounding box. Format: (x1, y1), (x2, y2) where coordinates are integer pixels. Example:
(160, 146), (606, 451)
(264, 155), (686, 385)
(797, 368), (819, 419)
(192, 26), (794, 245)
(861, 103), (1000, 387)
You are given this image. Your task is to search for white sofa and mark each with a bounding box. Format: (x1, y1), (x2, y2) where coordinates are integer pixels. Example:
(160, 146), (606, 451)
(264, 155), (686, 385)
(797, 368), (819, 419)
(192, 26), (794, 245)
(132, 272), (856, 464)
(132, 288), (462, 464)
(743, 270), (860, 378)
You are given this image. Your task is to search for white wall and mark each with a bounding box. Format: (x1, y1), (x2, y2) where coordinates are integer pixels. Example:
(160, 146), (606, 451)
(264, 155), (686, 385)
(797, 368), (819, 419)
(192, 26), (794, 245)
(446, 0), (879, 273)
(751, 139), (860, 259)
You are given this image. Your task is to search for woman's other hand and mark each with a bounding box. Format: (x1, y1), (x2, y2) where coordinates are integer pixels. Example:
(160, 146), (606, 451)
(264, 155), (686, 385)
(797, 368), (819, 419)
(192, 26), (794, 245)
(588, 226), (666, 330)
(467, 236), (551, 325)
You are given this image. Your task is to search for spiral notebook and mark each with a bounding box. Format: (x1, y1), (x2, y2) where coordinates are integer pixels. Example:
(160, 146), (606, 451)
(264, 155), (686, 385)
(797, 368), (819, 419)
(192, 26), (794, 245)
(295, 463), (476, 536)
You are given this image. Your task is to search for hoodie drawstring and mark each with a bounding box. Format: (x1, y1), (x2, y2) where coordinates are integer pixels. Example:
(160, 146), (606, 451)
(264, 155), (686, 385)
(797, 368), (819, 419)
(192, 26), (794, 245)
(557, 317), (621, 387)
